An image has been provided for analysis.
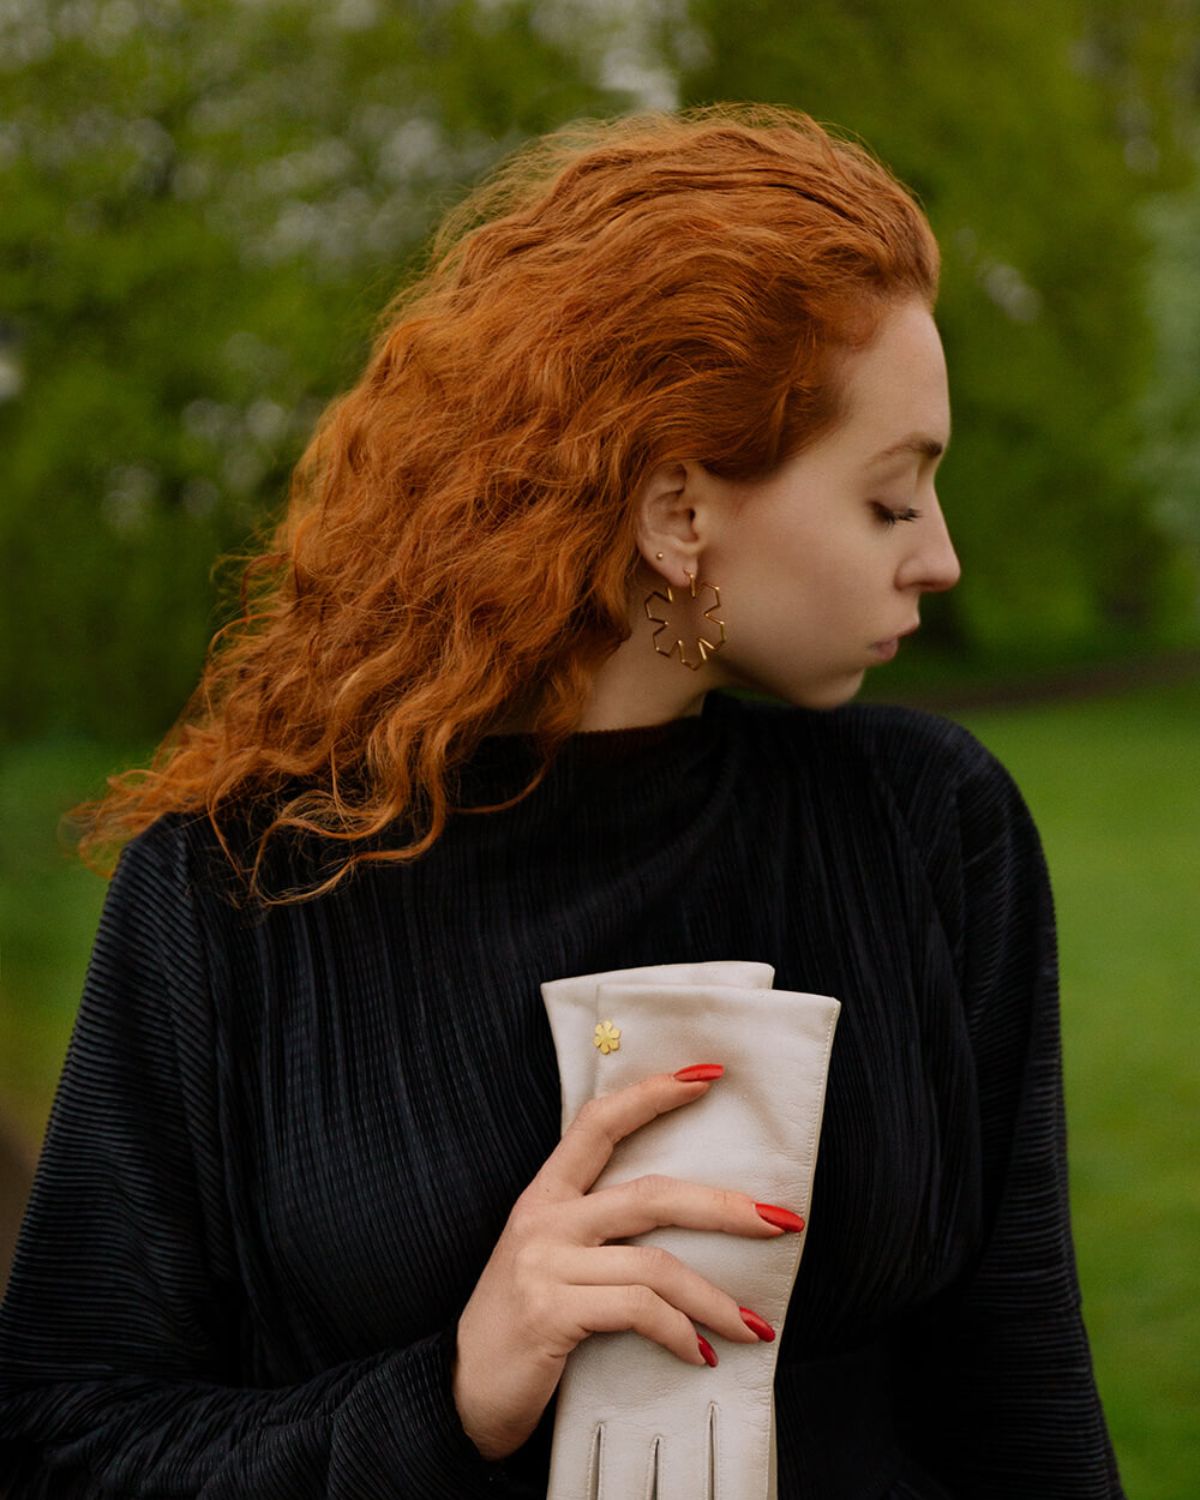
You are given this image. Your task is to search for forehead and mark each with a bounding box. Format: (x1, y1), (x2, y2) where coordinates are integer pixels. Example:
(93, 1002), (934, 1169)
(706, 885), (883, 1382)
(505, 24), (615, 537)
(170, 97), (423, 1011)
(837, 300), (950, 448)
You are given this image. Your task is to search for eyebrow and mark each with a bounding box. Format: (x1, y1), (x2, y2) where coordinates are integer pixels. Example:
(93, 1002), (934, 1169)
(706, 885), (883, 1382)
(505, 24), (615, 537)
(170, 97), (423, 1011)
(865, 435), (948, 467)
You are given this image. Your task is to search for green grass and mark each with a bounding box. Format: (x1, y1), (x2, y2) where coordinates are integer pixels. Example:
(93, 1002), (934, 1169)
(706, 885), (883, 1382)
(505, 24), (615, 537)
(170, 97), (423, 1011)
(2, 681), (1197, 1496)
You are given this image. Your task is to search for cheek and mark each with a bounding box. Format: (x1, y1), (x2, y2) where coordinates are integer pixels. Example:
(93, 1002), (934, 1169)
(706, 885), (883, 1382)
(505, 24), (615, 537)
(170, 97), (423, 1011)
(719, 510), (875, 640)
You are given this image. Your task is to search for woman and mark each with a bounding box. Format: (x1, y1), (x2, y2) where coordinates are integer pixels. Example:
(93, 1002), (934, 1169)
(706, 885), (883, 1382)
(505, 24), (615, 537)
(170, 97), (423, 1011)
(0, 103), (1124, 1496)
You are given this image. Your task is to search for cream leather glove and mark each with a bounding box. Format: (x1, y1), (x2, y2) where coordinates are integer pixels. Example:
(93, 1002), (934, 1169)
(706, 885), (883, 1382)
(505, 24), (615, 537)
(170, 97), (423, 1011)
(540, 960), (840, 1500)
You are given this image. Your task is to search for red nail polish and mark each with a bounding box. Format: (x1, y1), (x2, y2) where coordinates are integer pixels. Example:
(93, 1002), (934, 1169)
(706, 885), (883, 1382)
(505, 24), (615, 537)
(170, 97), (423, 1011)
(754, 1202), (805, 1233)
(739, 1306), (776, 1342)
(697, 1334), (718, 1367)
(673, 1063), (724, 1082)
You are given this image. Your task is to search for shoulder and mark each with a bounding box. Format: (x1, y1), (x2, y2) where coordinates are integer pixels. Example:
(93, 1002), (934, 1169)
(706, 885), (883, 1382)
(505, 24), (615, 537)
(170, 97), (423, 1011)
(90, 815), (220, 997)
(734, 696), (1047, 962)
(832, 701), (1026, 830)
(106, 811), (196, 914)
(736, 694), (1026, 837)
(107, 806), (269, 944)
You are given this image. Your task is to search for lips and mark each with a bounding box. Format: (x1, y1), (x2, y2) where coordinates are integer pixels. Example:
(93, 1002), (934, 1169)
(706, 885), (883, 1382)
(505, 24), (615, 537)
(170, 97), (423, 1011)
(868, 623), (918, 661)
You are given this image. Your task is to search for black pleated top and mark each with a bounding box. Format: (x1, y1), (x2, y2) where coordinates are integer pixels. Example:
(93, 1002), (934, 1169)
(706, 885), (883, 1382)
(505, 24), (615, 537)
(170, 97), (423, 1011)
(0, 690), (1125, 1497)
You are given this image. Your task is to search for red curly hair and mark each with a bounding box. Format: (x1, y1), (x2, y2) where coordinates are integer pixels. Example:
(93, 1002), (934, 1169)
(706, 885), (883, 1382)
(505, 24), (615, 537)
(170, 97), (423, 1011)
(67, 101), (940, 908)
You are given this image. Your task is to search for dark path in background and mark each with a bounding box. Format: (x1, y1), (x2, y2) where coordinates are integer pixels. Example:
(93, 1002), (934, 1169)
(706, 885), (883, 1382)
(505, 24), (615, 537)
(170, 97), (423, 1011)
(1, 1119), (34, 1296)
(874, 646), (1200, 712)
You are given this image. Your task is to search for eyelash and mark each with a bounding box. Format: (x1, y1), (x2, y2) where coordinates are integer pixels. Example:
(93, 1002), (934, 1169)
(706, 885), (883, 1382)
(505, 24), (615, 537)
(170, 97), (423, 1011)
(872, 504), (923, 528)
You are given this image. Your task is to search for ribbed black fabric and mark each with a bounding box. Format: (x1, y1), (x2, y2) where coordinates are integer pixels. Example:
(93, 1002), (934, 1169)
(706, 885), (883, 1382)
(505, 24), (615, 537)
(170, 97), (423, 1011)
(0, 689), (1125, 1497)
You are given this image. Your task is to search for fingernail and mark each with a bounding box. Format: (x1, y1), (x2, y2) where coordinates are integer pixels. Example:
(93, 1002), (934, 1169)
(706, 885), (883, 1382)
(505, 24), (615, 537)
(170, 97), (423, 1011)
(697, 1334), (718, 1367)
(673, 1063), (724, 1082)
(754, 1202), (805, 1232)
(739, 1306), (776, 1342)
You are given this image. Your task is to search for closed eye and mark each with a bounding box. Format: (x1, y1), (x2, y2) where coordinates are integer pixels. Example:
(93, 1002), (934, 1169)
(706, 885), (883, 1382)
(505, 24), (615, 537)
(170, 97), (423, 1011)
(872, 503), (923, 528)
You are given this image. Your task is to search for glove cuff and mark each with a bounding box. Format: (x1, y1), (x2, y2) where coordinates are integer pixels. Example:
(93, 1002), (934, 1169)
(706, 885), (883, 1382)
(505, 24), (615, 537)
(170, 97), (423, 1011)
(540, 961), (840, 1500)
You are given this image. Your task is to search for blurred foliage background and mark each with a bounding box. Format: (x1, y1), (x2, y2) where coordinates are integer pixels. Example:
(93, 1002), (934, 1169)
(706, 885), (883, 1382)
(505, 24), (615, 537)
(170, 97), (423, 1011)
(1, 0), (1198, 1494)
(2, 0), (1200, 739)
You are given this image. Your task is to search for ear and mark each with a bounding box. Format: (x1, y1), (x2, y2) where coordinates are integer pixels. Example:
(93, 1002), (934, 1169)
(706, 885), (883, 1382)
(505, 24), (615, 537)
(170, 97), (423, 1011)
(633, 461), (705, 581)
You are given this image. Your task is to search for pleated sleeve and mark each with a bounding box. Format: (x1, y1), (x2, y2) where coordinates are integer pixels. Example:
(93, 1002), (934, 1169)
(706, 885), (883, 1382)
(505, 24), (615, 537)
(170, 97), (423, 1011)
(0, 817), (510, 1498)
(881, 714), (1125, 1498)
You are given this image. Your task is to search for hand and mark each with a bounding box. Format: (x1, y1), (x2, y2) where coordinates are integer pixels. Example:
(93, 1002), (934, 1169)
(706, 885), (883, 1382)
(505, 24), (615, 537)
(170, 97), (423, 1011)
(451, 1068), (791, 1462)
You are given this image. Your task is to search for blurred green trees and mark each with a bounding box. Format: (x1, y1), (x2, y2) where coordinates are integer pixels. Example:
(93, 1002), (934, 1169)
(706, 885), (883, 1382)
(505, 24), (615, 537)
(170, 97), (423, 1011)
(0, 0), (632, 740)
(2, 0), (1198, 744)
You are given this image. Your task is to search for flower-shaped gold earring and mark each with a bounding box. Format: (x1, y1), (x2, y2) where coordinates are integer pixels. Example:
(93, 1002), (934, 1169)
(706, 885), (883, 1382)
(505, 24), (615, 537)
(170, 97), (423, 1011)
(645, 555), (726, 671)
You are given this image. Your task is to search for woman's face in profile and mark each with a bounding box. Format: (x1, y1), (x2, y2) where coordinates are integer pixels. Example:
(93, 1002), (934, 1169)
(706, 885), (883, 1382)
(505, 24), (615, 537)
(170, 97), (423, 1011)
(695, 295), (961, 711)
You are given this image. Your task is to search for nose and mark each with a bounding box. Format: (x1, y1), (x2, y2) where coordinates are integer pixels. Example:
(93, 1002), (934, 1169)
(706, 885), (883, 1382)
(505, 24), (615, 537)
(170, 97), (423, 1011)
(897, 492), (961, 595)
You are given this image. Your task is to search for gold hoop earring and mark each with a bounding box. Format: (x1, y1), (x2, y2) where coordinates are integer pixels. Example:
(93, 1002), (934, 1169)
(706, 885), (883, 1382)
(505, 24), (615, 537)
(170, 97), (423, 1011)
(643, 567), (727, 671)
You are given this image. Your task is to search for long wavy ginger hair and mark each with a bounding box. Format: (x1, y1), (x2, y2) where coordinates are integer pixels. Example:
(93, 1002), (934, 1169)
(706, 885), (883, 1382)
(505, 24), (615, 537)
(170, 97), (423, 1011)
(69, 102), (940, 908)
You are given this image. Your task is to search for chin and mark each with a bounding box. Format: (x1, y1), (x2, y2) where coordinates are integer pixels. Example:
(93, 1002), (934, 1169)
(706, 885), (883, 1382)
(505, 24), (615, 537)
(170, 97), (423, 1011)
(816, 675), (864, 708)
(782, 673), (865, 712)
(722, 660), (866, 711)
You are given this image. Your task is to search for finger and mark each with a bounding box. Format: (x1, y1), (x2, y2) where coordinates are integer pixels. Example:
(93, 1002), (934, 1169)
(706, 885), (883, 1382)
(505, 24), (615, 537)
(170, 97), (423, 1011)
(531, 1072), (715, 1199)
(559, 1282), (711, 1367)
(547, 1242), (761, 1346)
(570, 1173), (789, 1246)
